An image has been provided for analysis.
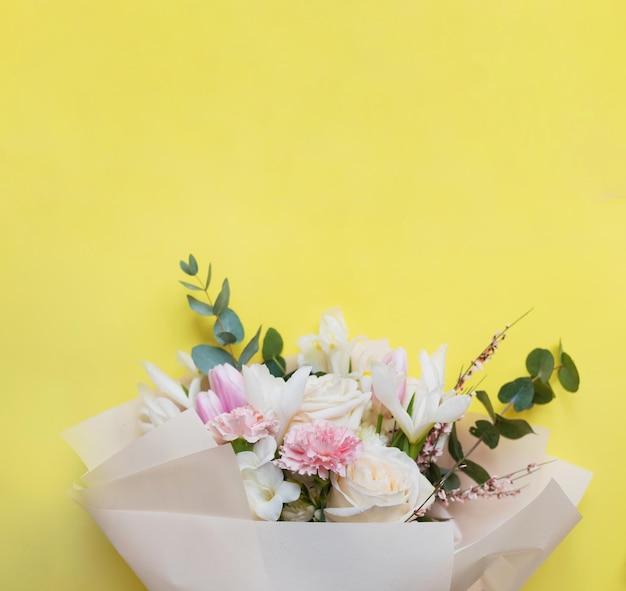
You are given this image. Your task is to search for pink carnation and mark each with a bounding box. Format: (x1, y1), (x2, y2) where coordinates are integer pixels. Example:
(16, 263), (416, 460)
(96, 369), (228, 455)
(278, 420), (363, 479)
(207, 405), (279, 445)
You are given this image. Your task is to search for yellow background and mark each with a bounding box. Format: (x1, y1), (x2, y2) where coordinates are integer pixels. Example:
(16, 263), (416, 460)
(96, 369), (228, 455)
(1, 2), (624, 589)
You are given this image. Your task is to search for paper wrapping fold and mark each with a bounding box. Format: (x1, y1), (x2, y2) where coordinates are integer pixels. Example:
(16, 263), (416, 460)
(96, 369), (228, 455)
(64, 404), (591, 591)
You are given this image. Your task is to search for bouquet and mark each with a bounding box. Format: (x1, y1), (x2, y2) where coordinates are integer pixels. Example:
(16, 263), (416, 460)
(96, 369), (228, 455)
(64, 256), (592, 591)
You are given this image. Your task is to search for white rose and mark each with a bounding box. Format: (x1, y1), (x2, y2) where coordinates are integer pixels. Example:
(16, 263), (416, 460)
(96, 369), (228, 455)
(291, 374), (371, 430)
(324, 440), (434, 523)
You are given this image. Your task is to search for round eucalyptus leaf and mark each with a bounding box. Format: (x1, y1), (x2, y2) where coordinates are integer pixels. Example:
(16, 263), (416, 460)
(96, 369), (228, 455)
(533, 380), (555, 404)
(497, 377), (534, 411)
(214, 308), (244, 345)
(495, 415), (535, 439)
(469, 420), (500, 449)
(191, 344), (236, 375)
(558, 351), (580, 392)
(262, 327), (284, 360)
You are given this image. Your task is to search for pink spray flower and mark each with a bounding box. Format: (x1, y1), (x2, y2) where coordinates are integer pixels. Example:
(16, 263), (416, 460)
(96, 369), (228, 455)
(207, 405), (280, 445)
(196, 363), (246, 424)
(278, 419), (363, 479)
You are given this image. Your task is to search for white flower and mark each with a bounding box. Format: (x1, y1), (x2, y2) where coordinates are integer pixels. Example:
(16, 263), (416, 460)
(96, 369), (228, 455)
(371, 345), (471, 443)
(291, 374), (371, 430)
(242, 364), (311, 442)
(325, 438), (434, 522)
(237, 437), (299, 521)
(236, 437), (277, 471)
(240, 462), (300, 521)
(241, 462), (300, 521)
(137, 355), (203, 432)
(297, 308), (353, 375)
(348, 339), (394, 392)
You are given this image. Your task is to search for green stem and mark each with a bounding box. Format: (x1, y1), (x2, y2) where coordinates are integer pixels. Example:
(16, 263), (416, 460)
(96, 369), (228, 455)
(408, 440), (421, 460)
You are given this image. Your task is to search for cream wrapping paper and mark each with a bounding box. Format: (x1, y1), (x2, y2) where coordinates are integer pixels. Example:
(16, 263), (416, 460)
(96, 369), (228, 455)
(64, 405), (591, 591)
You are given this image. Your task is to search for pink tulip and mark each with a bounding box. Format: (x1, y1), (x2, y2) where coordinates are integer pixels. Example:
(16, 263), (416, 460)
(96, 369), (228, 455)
(196, 390), (225, 424)
(209, 363), (246, 410)
(195, 363), (246, 424)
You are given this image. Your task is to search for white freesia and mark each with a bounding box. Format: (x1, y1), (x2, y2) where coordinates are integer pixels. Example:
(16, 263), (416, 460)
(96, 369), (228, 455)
(137, 356), (203, 432)
(236, 437), (277, 471)
(237, 437), (300, 521)
(325, 438), (434, 522)
(242, 364), (311, 442)
(297, 308), (354, 375)
(372, 345), (471, 443)
(291, 374), (372, 430)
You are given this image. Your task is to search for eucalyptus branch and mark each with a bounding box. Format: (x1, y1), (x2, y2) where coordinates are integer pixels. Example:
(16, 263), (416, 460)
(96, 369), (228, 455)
(192, 273), (235, 357)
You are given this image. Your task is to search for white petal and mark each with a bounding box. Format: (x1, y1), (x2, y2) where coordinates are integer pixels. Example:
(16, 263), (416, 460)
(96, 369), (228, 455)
(155, 396), (182, 419)
(255, 495), (284, 521)
(255, 462), (285, 490)
(237, 451), (261, 471)
(432, 394), (472, 424)
(242, 364), (267, 411)
(277, 480), (301, 504)
(252, 437), (277, 465)
(279, 366), (311, 421)
(143, 362), (190, 408)
(418, 345), (447, 392)
(186, 376), (202, 407)
(372, 363), (417, 441)
(176, 350), (198, 374)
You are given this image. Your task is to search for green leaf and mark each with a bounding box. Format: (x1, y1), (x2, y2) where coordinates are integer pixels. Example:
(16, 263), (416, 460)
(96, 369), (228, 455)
(204, 263), (212, 290)
(179, 280), (204, 291)
(186, 294), (213, 316)
(442, 471), (461, 492)
(526, 348), (555, 383)
(475, 390), (496, 421)
(214, 308), (244, 345)
(423, 462), (441, 486)
(191, 344), (236, 374)
(265, 356), (287, 377)
(213, 278), (230, 316)
(497, 377), (535, 411)
(230, 438), (254, 454)
(532, 380), (555, 404)
(405, 392), (416, 418)
(239, 326), (261, 366)
(460, 459), (491, 485)
(448, 423), (464, 462)
(469, 419), (500, 449)
(262, 327), (284, 361)
(558, 348), (580, 392)
(180, 254), (198, 276)
(391, 427), (407, 449)
(494, 415), (535, 439)
(216, 331), (237, 345)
